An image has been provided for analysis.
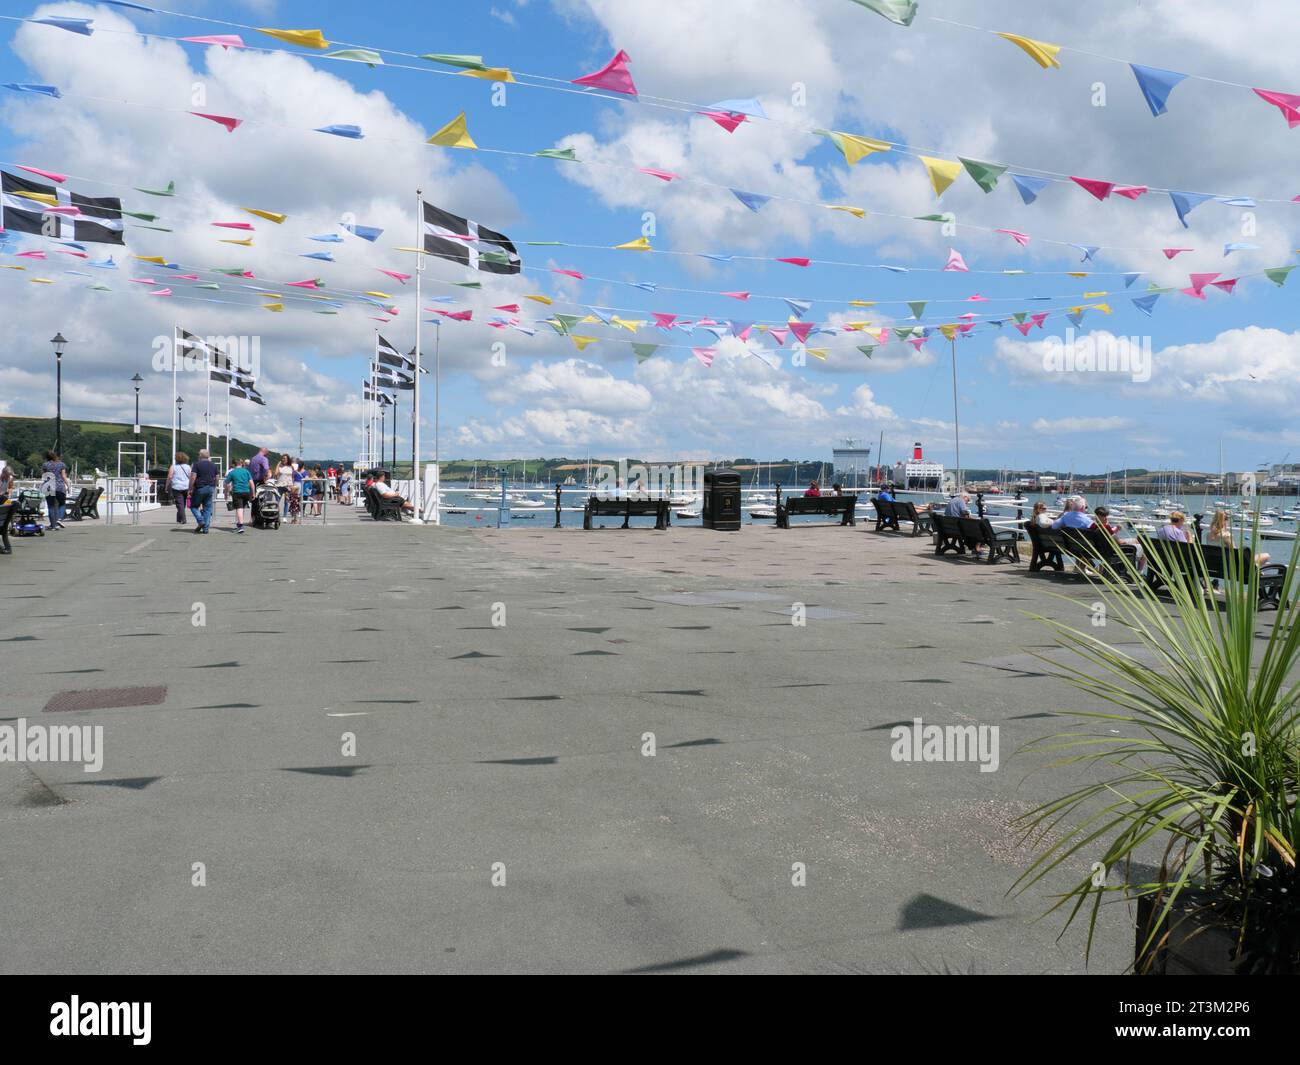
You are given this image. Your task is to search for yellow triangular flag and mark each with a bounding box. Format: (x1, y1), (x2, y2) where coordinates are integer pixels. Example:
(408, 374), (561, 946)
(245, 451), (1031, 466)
(394, 245), (428, 254)
(938, 324), (958, 340)
(220, 237), (254, 246)
(848, 299), (875, 307)
(134, 255), (165, 264)
(30, 277), (55, 284)
(365, 291), (391, 299)
(258, 27), (329, 50)
(997, 32), (1062, 70)
(614, 236), (652, 251)
(1082, 291), (1107, 298)
(0, 264), (25, 270)
(263, 302), (284, 312)
(919, 156), (962, 198)
(1091, 303), (1112, 314)
(428, 111), (477, 149)
(571, 335), (598, 351)
(845, 321), (871, 330)
(805, 348), (828, 361)
(526, 294), (553, 305)
(460, 67), (515, 82)
(242, 208), (287, 224)
(828, 131), (891, 165)
(830, 205), (866, 219)
(612, 317), (644, 332)
(1067, 271), (1089, 278)
(14, 190), (57, 205)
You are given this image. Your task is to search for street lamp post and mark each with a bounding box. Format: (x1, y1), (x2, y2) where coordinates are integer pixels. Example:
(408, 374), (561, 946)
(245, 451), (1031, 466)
(131, 372), (143, 435)
(175, 395), (184, 458)
(50, 333), (67, 454)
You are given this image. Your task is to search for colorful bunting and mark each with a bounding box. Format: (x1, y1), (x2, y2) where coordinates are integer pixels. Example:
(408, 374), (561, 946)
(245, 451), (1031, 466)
(919, 156), (962, 198)
(1071, 176), (1115, 201)
(1010, 174), (1048, 204)
(959, 158), (1007, 193)
(824, 131), (892, 164)
(732, 189), (771, 212)
(191, 112), (242, 133)
(1169, 190), (1212, 227)
(428, 112), (476, 149)
(1130, 64), (1188, 117)
(572, 50), (637, 96)
(997, 32), (1062, 70)
(258, 28), (329, 50)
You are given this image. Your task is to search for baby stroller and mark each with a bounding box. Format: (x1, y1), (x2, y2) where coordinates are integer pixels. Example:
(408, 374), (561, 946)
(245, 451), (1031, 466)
(12, 489), (46, 536)
(251, 483), (282, 530)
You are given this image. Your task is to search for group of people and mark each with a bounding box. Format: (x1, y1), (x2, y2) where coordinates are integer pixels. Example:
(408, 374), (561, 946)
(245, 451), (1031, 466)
(164, 447), (357, 534)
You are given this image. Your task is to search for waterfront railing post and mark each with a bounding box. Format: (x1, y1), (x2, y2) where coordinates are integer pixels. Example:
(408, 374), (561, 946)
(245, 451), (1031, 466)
(554, 484), (562, 529)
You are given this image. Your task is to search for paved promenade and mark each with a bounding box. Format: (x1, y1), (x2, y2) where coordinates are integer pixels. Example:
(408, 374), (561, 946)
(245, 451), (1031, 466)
(0, 506), (1139, 973)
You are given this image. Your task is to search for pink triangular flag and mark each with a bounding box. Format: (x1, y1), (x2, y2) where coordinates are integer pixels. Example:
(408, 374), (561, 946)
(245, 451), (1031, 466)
(638, 167), (679, 182)
(129, 277), (156, 284)
(697, 110), (746, 133)
(777, 257), (811, 267)
(957, 313), (977, 320)
(45, 205), (81, 217)
(1254, 88), (1300, 129)
(572, 49), (637, 96)
(379, 269), (412, 283)
(1180, 286), (1207, 300)
(944, 248), (969, 272)
(692, 347), (715, 367)
(1031, 313), (1048, 329)
(653, 312), (677, 328)
(722, 291), (749, 300)
(1014, 322), (1033, 336)
(148, 288), (173, 296)
(967, 293), (988, 301)
(769, 327), (788, 346)
(212, 221), (255, 230)
(1189, 272), (1220, 292)
(191, 112), (242, 133)
(789, 321), (815, 343)
(734, 325), (752, 341)
(176, 273), (198, 280)
(16, 250), (47, 259)
(957, 323), (975, 335)
(877, 329), (889, 344)
(1162, 248), (1192, 259)
(53, 248), (87, 257)
(994, 228), (1030, 247)
(494, 303), (520, 313)
(182, 34), (245, 49)
(1114, 185), (1148, 200)
(370, 317), (390, 323)
(909, 338), (926, 350)
(1210, 278), (1238, 294)
(286, 279), (321, 288)
(17, 164), (66, 183)
(1071, 176), (1115, 201)
(552, 268), (584, 279)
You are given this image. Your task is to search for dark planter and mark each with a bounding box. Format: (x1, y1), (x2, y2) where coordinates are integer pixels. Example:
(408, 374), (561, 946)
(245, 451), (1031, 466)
(1135, 893), (1238, 975)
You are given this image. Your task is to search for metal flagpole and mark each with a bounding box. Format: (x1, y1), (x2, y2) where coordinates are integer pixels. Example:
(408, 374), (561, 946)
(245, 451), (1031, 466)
(224, 386), (231, 473)
(433, 319), (440, 525)
(950, 336), (962, 491)
(410, 187), (426, 523)
(391, 392), (397, 469)
(204, 341), (211, 454)
(171, 324), (178, 462)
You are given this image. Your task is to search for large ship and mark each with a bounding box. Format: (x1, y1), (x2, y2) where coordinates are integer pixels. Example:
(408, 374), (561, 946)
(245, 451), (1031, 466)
(892, 442), (945, 491)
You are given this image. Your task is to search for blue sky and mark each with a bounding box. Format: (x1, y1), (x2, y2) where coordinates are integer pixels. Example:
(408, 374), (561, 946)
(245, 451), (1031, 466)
(1, 0), (1297, 473)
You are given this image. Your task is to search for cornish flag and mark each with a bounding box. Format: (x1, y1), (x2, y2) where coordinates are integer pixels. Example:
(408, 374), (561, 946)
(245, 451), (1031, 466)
(1, 171), (125, 244)
(422, 200), (520, 274)
(375, 334), (407, 370)
(373, 364), (414, 391)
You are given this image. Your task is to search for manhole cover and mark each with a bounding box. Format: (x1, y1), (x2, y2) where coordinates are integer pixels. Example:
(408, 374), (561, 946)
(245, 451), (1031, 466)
(43, 686), (168, 713)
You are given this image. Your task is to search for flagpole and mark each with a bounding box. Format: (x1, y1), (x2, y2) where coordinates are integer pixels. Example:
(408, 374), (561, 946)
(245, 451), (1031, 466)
(225, 386), (231, 473)
(391, 392), (397, 469)
(171, 324), (178, 463)
(433, 319), (440, 526)
(410, 186), (426, 523)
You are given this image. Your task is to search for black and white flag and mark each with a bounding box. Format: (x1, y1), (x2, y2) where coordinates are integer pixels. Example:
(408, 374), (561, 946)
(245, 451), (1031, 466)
(422, 201), (520, 274)
(373, 364), (414, 391)
(375, 334), (408, 370)
(1, 171), (125, 245)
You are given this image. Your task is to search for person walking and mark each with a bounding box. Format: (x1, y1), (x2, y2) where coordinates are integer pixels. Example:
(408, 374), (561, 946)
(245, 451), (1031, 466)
(40, 449), (69, 530)
(188, 448), (219, 533)
(223, 459), (254, 534)
(167, 451), (192, 524)
(249, 447), (270, 489)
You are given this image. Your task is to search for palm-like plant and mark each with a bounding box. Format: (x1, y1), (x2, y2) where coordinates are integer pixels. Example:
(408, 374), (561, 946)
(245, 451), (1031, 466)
(1013, 519), (1300, 972)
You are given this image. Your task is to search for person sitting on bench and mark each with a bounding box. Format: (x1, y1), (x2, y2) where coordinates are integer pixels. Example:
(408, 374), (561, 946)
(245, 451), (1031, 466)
(804, 480), (821, 497)
(1156, 510), (1190, 542)
(373, 473), (415, 516)
(1031, 500), (1054, 528)
(1207, 509), (1269, 566)
(944, 492), (982, 558)
(875, 484), (895, 502)
(1051, 496), (1094, 530)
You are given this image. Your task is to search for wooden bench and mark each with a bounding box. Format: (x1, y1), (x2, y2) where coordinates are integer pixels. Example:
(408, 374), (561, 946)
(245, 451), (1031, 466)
(365, 484), (405, 521)
(64, 485), (105, 521)
(873, 497), (930, 536)
(776, 494), (856, 528)
(930, 511), (969, 555)
(959, 516), (1021, 563)
(1143, 537), (1286, 608)
(1059, 525), (1140, 579)
(0, 500), (14, 554)
(1022, 521), (1065, 572)
(583, 496), (670, 530)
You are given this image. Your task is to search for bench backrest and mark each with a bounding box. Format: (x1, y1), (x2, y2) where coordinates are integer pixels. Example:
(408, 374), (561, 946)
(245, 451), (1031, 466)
(0, 500), (14, 531)
(786, 495), (853, 512)
(873, 498), (896, 520)
(932, 512), (963, 537)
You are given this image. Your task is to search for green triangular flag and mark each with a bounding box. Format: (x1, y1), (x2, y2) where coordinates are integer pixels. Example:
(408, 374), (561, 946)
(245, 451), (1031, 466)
(914, 213), (948, 222)
(1012, 312), (1027, 323)
(479, 251), (513, 265)
(552, 314), (584, 334)
(959, 157), (1007, 193)
(121, 210), (159, 221)
(195, 283), (220, 290)
(848, 0), (918, 27)
(90, 282), (112, 291)
(315, 309), (338, 314)
(1265, 265), (1296, 287)
(420, 53), (488, 71)
(892, 327), (914, 340)
(525, 241), (564, 246)
(632, 343), (658, 363)
(135, 180), (174, 197)
(326, 48), (383, 67)
(133, 224), (172, 232)
(454, 280), (482, 289)
(907, 301), (926, 319)
(536, 147), (578, 162)
(857, 345), (876, 358)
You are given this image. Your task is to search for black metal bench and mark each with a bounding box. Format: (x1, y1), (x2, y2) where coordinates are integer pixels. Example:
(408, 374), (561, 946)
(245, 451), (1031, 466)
(1143, 536), (1286, 609)
(1022, 521), (1065, 572)
(1060, 525), (1140, 579)
(776, 494), (856, 528)
(873, 498), (898, 532)
(0, 500), (14, 554)
(931, 512), (972, 555)
(959, 516), (1021, 563)
(65, 485), (105, 521)
(582, 496), (670, 530)
(365, 485), (405, 521)
(873, 497), (930, 535)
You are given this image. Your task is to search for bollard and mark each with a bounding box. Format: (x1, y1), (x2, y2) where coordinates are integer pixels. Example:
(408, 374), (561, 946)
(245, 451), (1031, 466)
(554, 484), (562, 529)
(976, 491), (986, 518)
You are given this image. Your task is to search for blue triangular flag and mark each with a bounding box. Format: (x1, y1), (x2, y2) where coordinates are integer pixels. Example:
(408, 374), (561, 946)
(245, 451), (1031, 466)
(629, 281), (657, 292)
(315, 124), (364, 139)
(1011, 174), (1049, 205)
(33, 16), (94, 35)
(588, 307), (615, 324)
(88, 257), (117, 269)
(343, 221), (383, 242)
(881, 264), (908, 273)
(731, 189), (770, 212)
(309, 233), (344, 243)
(1067, 311), (1085, 327)
(1169, 190), (1212, 228)
(709, 97), (768, 118)
(1131, 294), (1160, 316)
(1123, 272), (1142, 288)
(783, 298), (812, 319)
(301, 251), (335, 261)
(3, 83), (62, 98)
(1223, 242), (1258, 256)
(698, 253), (733, 263)
(1070, 244), (1100, 263)
(729, 320), (753, 336)
(1217, 196), (1255, 208)
(1129, 63), (1188, 117)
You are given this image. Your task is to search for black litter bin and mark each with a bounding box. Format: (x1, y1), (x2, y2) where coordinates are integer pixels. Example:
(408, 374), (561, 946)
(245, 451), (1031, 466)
(702, 468), (742, 531)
